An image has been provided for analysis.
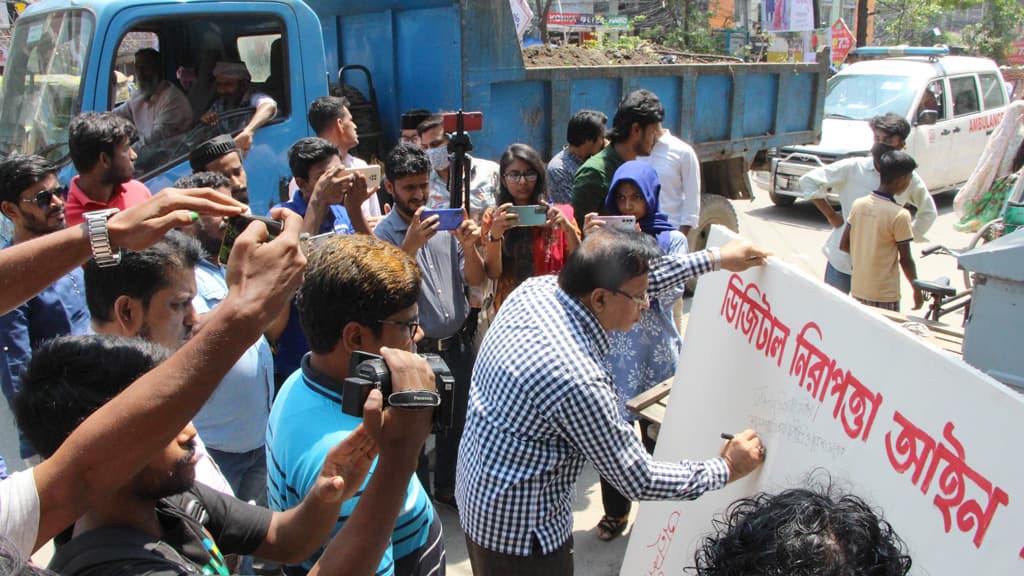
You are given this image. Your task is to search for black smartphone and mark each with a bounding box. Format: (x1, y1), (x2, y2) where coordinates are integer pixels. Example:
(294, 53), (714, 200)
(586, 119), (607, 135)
(218, 214), (283, 265)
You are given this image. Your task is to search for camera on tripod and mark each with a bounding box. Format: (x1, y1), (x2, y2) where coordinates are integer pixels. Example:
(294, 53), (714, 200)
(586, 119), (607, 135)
(341, 351), (456, 433)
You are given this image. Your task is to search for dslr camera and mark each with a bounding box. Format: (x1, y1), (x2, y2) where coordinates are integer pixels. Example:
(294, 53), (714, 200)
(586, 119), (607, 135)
(341, 351), (456, 433)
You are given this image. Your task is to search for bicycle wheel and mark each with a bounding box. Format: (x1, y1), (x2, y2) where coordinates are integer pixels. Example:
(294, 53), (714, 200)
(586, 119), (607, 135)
(961, 218), (1004, 289)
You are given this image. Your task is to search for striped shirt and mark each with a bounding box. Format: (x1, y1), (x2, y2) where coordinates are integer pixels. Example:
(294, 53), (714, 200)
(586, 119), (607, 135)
(455, 248), (729, 556)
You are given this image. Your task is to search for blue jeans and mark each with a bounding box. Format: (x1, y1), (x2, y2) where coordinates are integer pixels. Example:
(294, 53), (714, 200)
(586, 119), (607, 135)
(206, 446), (268, 505)
(824, 262), (852, 295)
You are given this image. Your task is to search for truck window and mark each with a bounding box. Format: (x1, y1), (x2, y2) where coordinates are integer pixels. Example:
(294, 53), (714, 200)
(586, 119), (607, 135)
(0, 10), (95, 162)
(978, 73), (1007, 110)
(950, 76), (980, 117)
(237, 33), (287, 116)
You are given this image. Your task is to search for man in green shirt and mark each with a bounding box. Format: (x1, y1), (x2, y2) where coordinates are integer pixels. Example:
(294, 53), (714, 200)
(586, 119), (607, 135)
(571, 89), (665, 227)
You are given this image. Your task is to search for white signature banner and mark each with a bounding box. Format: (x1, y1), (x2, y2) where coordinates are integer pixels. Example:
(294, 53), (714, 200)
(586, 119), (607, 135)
(621, 226), (1024, 575)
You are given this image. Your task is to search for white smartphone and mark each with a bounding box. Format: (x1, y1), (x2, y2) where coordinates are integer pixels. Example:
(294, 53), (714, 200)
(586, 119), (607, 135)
(594, 215), (637, 232)
(347, 164), (382, 189)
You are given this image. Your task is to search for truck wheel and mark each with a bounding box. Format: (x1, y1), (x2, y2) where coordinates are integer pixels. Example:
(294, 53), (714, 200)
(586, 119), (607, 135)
(768, 184), (796, 206)
(686, 194), (739, 293)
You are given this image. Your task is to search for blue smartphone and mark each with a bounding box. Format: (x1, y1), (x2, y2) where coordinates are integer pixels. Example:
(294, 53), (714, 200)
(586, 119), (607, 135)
(420, 208), (464, 231)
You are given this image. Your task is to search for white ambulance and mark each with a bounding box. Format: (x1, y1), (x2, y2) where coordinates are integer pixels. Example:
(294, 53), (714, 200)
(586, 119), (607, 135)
(770, 46), (1009, 205)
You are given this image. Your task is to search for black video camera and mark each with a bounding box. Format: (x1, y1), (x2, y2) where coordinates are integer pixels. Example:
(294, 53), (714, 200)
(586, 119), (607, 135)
(341, 351), (456, 434)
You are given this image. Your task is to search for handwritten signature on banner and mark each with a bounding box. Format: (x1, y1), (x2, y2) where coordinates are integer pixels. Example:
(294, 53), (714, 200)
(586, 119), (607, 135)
(644, 510), (680, 576)
(718, 273), (1014, 553)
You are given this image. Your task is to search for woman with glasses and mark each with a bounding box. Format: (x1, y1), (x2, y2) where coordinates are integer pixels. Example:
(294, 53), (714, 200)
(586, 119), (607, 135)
(593, 160), (689, 542)
(482, 143), (580, 311)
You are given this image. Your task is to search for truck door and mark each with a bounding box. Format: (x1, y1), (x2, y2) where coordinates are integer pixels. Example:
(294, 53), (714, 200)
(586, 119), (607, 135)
(96, 3), (313, 214)
(906, 79), (949, 192)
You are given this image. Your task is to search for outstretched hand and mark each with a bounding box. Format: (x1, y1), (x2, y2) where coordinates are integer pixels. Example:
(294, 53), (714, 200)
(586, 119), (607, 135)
(718, 239), (771, 271)
(107, 187), (246, 251)
(312, 425), (379, 504)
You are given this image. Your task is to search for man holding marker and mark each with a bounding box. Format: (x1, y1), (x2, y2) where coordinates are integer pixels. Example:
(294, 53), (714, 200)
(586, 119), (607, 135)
(456, 228), (770, 574)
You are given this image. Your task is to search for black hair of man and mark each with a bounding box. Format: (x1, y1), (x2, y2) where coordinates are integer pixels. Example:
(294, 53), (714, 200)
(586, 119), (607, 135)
(308, 95), (351, 136)
(558, 228), (660, 298)
(691, 482), (912, 575)
(297, 235), (422, 353)
(173, 171), (230, 191)
(0, 153), (56, 204)
(607, 90), (664, 144)
(14, 334), (169, 459)
(287, 137), (340, 182)
(401, 109), (433, 131)
(68, 112), (138, 174)
(567, 109), (608, 146)
(84, 230), (203, 322)
(188, 135), (239, 172)
(416, 115), (444, 137)
(870, 113), (912, 142)
(134, 47), (160, 68)
(878, 150), (918, 184)
(384, 143), (431, 183)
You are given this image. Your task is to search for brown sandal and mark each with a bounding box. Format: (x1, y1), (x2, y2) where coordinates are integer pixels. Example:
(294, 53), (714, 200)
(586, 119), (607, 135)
(596, 514), (629, 541)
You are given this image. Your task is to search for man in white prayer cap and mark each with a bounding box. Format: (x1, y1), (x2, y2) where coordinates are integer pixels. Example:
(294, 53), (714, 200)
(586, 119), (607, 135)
(200, 60), (278, 156)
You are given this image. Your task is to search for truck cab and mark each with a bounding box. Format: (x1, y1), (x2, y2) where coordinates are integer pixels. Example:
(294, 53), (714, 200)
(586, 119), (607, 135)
(770, 47), (1008, 205)
(0, 0), (327, 215)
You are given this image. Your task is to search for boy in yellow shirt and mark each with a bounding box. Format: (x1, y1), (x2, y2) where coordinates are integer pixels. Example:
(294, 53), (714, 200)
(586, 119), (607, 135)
(840, 149), (925, 312)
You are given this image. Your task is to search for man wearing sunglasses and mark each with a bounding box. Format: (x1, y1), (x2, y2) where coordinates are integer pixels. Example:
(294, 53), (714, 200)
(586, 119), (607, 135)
(0, 154), (91, 463)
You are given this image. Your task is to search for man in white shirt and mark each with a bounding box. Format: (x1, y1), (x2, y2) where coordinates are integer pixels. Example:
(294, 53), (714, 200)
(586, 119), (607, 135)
(640, 128), (701, 236)
(799, 113), (937, 294)
(112, 49), (192, 146)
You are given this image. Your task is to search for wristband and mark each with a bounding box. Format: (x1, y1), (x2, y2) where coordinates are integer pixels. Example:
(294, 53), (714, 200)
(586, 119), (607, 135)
(388, 390), (441, 409)
(487, 232), (503, 244)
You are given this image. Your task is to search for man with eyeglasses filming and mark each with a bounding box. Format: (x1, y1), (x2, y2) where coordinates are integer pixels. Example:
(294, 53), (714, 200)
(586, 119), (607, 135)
(0, 154), (90, 464)
(456, 227), (772, 575)
(266, 233), (447, 576)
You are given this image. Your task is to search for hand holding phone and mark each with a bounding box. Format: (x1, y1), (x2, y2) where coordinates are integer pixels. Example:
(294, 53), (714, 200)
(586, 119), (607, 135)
(420, 208), (465, 232)
(593, 215), (637, 232)
(219, 214), (283, 265)
(507, 205), (548, 227)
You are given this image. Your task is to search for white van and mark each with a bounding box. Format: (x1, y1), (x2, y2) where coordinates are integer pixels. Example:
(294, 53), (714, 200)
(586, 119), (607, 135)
(770, 47), (1009, 205)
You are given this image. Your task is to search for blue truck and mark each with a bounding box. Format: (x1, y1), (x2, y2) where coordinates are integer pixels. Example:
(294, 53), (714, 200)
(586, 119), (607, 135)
(0, 0), (827, 251)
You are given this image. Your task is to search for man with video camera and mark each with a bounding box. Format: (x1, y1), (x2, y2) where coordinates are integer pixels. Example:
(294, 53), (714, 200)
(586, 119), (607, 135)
(266, 234), (446, 576)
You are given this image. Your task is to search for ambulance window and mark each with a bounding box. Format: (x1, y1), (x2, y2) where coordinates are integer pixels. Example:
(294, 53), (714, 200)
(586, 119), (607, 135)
(950, 76), (980, 117)
(978, 73), (1006, 110)
(917, 80), (945, 120)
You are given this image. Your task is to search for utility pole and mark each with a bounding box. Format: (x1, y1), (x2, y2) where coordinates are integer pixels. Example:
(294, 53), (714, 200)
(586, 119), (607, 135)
(856, 0), (869, 46)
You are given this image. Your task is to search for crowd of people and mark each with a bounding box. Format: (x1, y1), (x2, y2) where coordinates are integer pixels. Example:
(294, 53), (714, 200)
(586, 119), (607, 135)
(0, 85), (915, 576)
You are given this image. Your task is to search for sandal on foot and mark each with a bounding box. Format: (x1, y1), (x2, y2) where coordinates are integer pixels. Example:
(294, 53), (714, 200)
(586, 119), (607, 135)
(596, 514), (629, 541)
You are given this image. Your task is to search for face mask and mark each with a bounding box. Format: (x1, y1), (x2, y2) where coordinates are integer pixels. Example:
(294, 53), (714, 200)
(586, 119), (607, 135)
(426, 146), (450, 171)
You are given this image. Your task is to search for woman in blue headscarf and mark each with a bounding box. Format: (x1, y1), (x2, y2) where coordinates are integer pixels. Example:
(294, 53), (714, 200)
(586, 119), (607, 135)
(595, 160), (689, 541)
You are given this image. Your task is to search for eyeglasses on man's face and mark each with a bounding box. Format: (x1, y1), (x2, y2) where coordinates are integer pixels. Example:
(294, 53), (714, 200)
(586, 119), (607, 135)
(606, 287), (649, 308)
(20, 186), (67, 209)
(375, 318), (421, 338)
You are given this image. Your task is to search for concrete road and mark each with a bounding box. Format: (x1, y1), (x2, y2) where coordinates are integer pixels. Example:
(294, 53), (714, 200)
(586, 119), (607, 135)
(2, 172), (976, 571)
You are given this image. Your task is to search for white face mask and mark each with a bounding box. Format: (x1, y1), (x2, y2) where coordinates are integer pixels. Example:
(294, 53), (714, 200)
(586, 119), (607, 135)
(425, 146), (450, 171)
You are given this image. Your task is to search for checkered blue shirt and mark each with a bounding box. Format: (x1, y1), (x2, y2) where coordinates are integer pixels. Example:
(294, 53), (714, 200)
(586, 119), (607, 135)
(456, 248), (730, 556)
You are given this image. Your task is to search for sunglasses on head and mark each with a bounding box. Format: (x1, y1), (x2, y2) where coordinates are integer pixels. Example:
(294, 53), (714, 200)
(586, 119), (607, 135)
(20, 186), (68, 209)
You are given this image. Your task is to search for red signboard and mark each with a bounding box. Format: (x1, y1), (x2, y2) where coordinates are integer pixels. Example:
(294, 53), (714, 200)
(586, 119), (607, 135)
(831, 18), (855, 67)
(546, 12), (598, 28)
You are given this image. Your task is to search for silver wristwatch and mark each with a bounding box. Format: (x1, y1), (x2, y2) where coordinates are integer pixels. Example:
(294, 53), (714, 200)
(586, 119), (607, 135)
(83, 208), (121, 267)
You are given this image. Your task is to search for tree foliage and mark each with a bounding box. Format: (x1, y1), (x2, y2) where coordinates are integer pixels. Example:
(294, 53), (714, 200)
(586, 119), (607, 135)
(962, 0), (1024, 62)
(637, 0), (724, 54)
(872, 0), (948, 45)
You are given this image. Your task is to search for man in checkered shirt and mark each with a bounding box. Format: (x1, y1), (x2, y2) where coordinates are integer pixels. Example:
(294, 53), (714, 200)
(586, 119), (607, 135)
(456, 226), (770, 574)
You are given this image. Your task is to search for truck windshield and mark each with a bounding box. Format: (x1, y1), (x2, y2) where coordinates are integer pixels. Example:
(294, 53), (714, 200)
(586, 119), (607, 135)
(0, 10), (94, 162)
(825, 74), (916, 120)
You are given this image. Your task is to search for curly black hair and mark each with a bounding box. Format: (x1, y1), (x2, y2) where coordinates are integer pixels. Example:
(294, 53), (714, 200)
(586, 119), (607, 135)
(691, 481), (912, 576)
